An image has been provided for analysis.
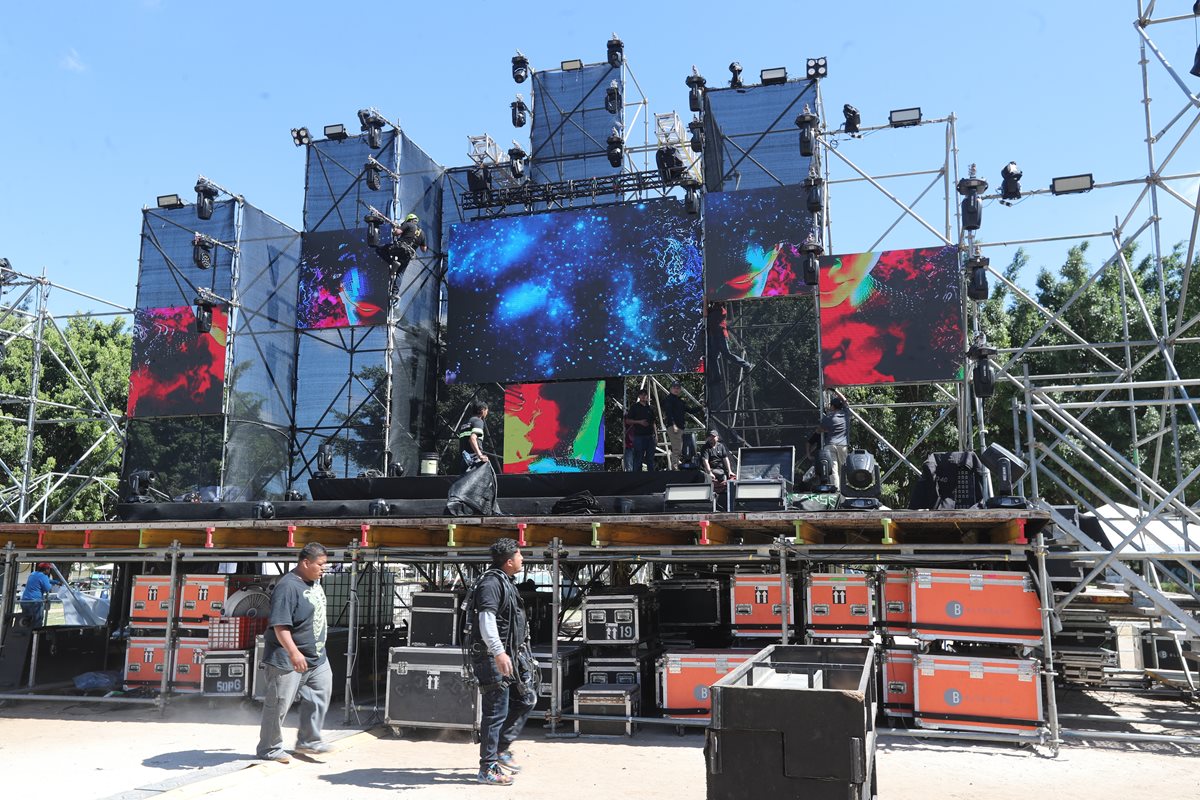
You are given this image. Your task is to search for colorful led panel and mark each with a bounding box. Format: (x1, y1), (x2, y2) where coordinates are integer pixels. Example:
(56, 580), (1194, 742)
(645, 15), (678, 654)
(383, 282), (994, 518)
(127, 305), (227, 417)
(296, 229), (389, 329)
(503, 380), (606, 474)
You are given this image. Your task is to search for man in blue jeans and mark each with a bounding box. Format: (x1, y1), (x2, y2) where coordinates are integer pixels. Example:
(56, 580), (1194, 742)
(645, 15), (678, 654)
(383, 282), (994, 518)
(624, 388), (658, 472)
(257, 542), (332, 764)
(469, 538), (535, 786)
(20, 562), (58, 628)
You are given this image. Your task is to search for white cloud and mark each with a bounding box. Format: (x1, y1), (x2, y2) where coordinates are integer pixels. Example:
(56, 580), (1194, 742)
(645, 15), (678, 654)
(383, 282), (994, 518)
(60, 48), (87, 73)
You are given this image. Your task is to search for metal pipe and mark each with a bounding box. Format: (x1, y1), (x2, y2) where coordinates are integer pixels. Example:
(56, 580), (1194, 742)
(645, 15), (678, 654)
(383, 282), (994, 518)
(0, 543), (15, 651)
(0, 693), (160, 705)
(344, 541), (358, 725)
(27, 629), (40, 689)
(158, 541), (180, 714)
(778, 541), (789, 645)
(550, 537), (562, 734)
(1061, 728), (1200, 745)
(1035, 533), (1062, 755)
(1058, 713), (1200, 728)
(880, 727), (1042, 745)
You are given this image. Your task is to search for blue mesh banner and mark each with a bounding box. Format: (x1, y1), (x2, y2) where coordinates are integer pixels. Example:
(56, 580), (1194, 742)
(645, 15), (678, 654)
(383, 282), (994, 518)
(529, 63), (624, 183)
(135, 202), (235, 310)
(703, 81), (818, 192)
(303, 130), (399, 233)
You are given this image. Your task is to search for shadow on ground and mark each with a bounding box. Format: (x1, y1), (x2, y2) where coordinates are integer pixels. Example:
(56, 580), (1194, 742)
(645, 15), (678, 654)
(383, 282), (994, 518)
(321, 767), (480, 790)
(141, 748), (252, 770)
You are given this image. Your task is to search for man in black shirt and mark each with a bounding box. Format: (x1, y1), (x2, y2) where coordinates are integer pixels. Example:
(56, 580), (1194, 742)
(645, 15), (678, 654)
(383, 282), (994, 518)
(807, 389), (851, 487)
(663, 381), (698, 469)
(379, 213), (429, 303)
(458, 400), (490, 472)
(624, 388), (657, 472)
(257, 542), (331, 764)
(469, 538), (535, 786)
(698, 430), (734, 485)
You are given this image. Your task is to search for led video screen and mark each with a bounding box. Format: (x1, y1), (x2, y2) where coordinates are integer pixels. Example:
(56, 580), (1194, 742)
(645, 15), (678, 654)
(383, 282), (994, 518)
(445, 200), (704, 384)
(704, 184), (814, 301)
(127, 305), (227, 418)
(819, 245), (963, 386)
(296, 229), (389, 329)
(503, 380), (606, 474)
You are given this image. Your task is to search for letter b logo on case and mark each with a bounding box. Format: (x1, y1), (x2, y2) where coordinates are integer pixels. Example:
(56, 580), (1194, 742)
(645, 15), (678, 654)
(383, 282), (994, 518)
(944, 689), (963, 706)
(946, 601), (964, 618)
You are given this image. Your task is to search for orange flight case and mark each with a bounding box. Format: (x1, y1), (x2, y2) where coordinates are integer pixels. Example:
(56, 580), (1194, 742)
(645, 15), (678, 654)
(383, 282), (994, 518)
(730, 574), (793, 638)
(913, 654), (1043, 733)
(881, 570), (913, 636)
(804, 573), (873, 639)
(172, 637), (207, 692)
(881, 646), (919, 718)
(910, 568), (1042, 645)
(124, 636), (208, 692)
(130, 576), (175, 627)
(656, 649), (756, 720)
(178, 575), (255, 626)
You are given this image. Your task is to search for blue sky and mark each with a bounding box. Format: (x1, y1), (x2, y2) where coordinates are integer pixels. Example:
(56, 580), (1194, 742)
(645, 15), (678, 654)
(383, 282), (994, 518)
(3, 1), (1199, 316)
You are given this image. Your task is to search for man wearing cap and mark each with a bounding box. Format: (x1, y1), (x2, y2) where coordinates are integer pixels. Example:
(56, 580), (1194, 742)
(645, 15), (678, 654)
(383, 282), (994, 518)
(698, 430), (734, 494)
(20, 562), (59, 628)
(380, 213), (428, 303)
(624, 388), (658, 472)
(662, 381), (699, 469)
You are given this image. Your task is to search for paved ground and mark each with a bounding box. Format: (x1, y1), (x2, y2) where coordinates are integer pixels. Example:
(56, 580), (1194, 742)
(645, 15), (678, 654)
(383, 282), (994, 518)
(0, 693), (1197, 799)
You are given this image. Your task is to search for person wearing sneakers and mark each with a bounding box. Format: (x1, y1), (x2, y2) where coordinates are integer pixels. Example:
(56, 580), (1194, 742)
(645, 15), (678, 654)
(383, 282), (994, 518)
(257, 542), (332, 764)
(469, 538), (536, 786)
(379, 213), (428, 303)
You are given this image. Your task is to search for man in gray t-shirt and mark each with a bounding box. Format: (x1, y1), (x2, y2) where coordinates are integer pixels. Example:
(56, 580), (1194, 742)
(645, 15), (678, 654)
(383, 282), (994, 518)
(257, 543), (333, 763)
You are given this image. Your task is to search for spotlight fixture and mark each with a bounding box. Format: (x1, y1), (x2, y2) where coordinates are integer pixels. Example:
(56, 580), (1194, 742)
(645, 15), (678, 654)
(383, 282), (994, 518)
(888, 107), (922, 127)
(606, 127), (624, 168)
(508, 143), (527, 180)
(606, 33), (624, 69)
(812, 446), (839, 494)
(805, 57), (828, 80)
(760, 66), (788, 85)
(290, 127), (312, 146)
(799, 240), (824, 286)
(364, 211), (387, 247)
(561, 58), (584, 71)
(729, 61), (744, 89)
(192, 233), (215, 270)
(466, 164), (492, 193)
(156, 194), (186, 210)
(1050, 173), (1094, 195)
(968, 340), (999, 399)
(605, 80), (622, 114)
(839, 449), (882, 510)
(1000, 161), (1022, 203)
(324, 124), (348, 141)
(369, 498), (391, 517)
(686, 68), (707, 113)
(683, 179), (701, 215)
(655, 145), (686, 184)
(126, 469), (157, 503)
(193, 298), (214, 333)
(804, 174), (824, 214)
(315, 441), (336, 479)
(511, 93), (529, 127)
(194, 178), (219, 220)
(365, 160), (382, 191)
(688, 115), (704, 153)
(1191, 43), (1200, 78)
(284, 489), (306, 501)
(795, 107), (819, 158)
(843, 104), (861, 135)
(966, 254), (990, 301)
(957, 165), (988, 231)
(357, 108), (387, 149)
(512, 50), (530, 83)
(253, 500), (276, 520)
(980, 442), (1030, 509)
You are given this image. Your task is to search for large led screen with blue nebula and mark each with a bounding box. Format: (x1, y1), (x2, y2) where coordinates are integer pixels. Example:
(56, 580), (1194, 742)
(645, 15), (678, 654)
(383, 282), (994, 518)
(296, 229), (389, 329)
(704, 184), (814, 302)
(445, 200), (704, 384)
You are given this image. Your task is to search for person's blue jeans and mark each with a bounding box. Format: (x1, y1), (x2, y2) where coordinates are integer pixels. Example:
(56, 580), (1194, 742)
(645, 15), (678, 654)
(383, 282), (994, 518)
(473, 655), (535, 770)
(257, 659), (333, 759)
(20, 600), (44, 628)
(632, 435), (656, 473)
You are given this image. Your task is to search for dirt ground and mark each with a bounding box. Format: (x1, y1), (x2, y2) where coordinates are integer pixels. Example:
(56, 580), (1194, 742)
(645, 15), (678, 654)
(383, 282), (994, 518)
(0, 693), (1196, 800)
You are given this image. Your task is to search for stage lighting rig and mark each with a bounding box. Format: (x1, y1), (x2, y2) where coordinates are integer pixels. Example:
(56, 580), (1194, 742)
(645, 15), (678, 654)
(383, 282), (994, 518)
(957, 164), (988, 231)
(729, 61), (744, 89)
(1191, 43), (1200, 77)
(253, 500), (276, 520)
(843, 104), (861, 135)
(192, 233), (215, 270)
(357, 107), (389, 149)
(606, 127), (625, 168)
(561, 59), (584, 71)
(806, 57), (828, 80)
(686, 67), (706, 113)
(965, 253), (990, 301)
(980, 442), (1029, 509)
(796, 106), (819, 157)
(804, 174), (824, 214)
(467, 164), (492, 193)
(291, 127), (312, 146)
(607, 34), (623, 69)
(511, 94), (529, 127)
(512, 50), (530, 83)
(361, 202), (400, 248)
(324, 124), (349, 141)
(508, 142), (527, 180)
(192, 287), (227, 334)
(888, 107), (922, 127)
(195, 178), (219, 220)
(365, 160), (382, 191)
(656, 145), (686, 184)
(688, 115), (704, 153)
(315, 441), (336, 479)
(1050, 173), (1094, 195)
(812, 446), (839, 494)
(839, 449), (882, 510)
(683, 179), (702, 215)
(126, 469), (158, 503)
(968, 339), (999, 399)
(605, 80), (622, 114)
(760, 67), (787, 85)
(156, 194), (186, 210)
(1000, 161), (1022, 203)
(284, 489), (306, 501)
(800, 238), (824, 286)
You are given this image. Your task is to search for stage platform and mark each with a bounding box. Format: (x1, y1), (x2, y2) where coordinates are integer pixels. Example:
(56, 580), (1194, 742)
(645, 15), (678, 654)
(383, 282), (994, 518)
(0, 508), (1047, 554)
